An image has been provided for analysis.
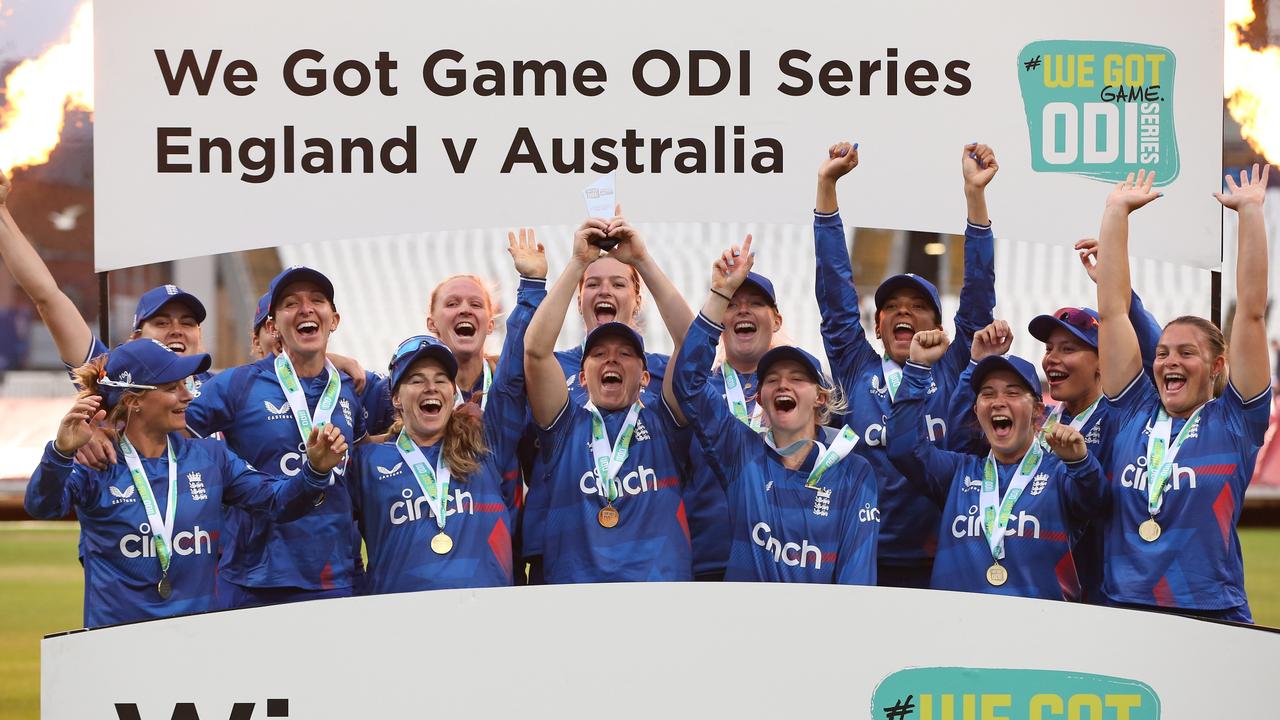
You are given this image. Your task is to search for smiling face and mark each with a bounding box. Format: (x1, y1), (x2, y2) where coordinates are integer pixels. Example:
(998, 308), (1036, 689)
(975, 369), (1041, 461)
(1041, 327), (1101, 408)
(578, 257), (640, 332)
(1154, 322), (1225, 415)
(428, 276), (495, 358)
(876, 288), (940, 365)
(134, 301), (202, 356)
(393, 357), (456, 444)
(759, 359), (823, 438)
(268, 280), (339, 358)
(724, 285), (781, 369)
(579, 336), (649, 411)
(125, 379), (194, 435)
(251, 323), (278, 360)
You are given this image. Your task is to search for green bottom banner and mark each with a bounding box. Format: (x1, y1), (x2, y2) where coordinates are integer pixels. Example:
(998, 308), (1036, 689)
(871, 668), (1160, 720)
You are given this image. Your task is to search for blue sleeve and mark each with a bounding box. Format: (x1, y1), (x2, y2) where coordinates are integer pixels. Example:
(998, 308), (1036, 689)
(346, 447), (365, 526)
(944, 360), (987, 454)
(64, 336), (109, 389)
(185, 365), (241, 438)
(1222, 382), (1273, 449)
(23, 443), (86, 519)
(485, 276), (546, 465)
(219, 443), (329, 522)
(360, 372), (394, 436)
(835, 460), (879, 585)
(813, 211), (879, 395)
(935, 221), (996, 383)
(1059, 453), (1109, 523)
(1102, 370), (1158, 426)
(1129, 291), (1162, 380)
(672, 313), (754, 490)
(886, 363), (965, 507)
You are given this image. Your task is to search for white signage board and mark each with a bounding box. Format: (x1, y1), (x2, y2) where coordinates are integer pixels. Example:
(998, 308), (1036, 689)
(42, 584), (1277, 718)
(94, 0), (1223, 271)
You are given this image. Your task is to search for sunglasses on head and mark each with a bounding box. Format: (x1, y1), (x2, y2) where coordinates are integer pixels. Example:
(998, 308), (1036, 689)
(389, 335), (439, 371)
(1052, 307), (1099, 331)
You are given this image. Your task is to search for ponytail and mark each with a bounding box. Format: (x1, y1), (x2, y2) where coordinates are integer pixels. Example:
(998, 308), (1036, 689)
(70, 355), (134, 442)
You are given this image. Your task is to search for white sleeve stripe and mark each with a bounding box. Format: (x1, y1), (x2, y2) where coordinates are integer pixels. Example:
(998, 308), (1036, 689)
(1229, 382), (1272, 406)
(813, 209), (839, 218)
(1105, 372), (1144, 402)
(539, 400), (571, 432)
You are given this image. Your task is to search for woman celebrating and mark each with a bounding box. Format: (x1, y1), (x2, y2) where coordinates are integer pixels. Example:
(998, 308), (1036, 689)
(673, 238), (879, 584)
(24, 339), (345, 627)
(887, 328), (1106, 600)
(347, 231), (546, 592)
(523, 214), (694, 583)
(1096, 166), (1272, 622)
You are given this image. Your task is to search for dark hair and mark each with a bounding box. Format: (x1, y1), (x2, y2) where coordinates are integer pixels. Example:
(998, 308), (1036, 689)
(1163, 316), (1227, 398)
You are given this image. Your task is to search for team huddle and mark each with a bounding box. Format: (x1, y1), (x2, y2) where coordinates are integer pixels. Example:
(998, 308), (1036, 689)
(3, 142), (1272, 627)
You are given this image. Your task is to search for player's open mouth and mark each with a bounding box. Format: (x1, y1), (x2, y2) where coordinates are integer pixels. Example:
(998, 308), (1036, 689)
(772, 393), (797, 414)
(166, 342), (187, 353)
(454, 320), (477, 338)
(594, 300), (617, 323)
(419, 397), (444, 417)
(733, 320), (757, 338)
(1046, 370), (1069, 386)
(296, 321), (320, 337)
(991, 414), (1013, 438)
(892, 322), (914, 342)
(601, 370), (623, 386)
(1163, 372), (1187, 393)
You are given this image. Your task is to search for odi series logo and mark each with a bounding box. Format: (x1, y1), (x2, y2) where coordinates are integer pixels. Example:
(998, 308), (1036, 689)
(1017, 40), (1178, 185)
(871, 667), (1159, 720)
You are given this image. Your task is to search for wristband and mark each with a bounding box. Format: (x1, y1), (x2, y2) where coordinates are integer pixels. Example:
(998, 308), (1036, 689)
(710, 288), (733, 302)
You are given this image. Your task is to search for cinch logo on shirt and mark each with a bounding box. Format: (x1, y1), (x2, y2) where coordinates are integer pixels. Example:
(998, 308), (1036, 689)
(578, 465), (661, 498)
(120, 524), (214, 558)
(861, 414), (947, 447)
(859, 503), (881, 522)
(751, 522), (825, 569)
(951, 505), (1041, 540)
(389, 487), (475, 525)
(1119, 454), (1197, 494)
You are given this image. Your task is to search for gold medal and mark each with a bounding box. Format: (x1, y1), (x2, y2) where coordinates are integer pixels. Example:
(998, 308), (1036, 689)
(156, 573), (173, 600)
(598, 505), (619, 528)
(1139, 518), (1161, 542)
(986, 563), (1007, 587)
(431, 532), (453, 555)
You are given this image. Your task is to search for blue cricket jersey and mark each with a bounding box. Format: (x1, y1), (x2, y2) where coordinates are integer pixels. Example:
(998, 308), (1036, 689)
(888, 363), (1106, 600)
(519, 345), (669, 562)
(24, 436), (328, 627)
(683, 364), (749, 577)
(675, 314), (879, 584)
(347, 277), (542, 593)
(814, 210), (995, 568)
(185, 356), (367, 592)
(1099, 372), (1270, 617)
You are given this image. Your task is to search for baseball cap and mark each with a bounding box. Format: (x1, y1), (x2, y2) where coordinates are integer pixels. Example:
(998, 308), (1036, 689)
(100, 338), (211, 407)
(132, 285), (207, 330)
(583, 322), (647, 367)
(388, 335), (459, 390)
(970, 354), (1042, 397)
(736, 272), (777, 308)
(756, 345), (832, 389)
(875, 274), (942, 320)
(267, 266), (335, 314)
(1028, 307), (1100, 350)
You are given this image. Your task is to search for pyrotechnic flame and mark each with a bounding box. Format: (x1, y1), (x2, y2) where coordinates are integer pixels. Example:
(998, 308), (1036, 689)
(0, 1), (93, 175)
(1225, 0), (1280, 164)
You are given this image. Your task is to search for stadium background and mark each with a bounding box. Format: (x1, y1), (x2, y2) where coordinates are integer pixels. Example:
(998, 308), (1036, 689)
(1, 1), (1280, 718)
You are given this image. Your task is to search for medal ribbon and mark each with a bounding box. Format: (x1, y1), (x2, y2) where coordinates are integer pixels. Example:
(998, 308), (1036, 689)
(1144, 405), (1205, 516)
(273, 352), (341, 442)
(120, 436), (179, 576)
(803, 426), (860, 489)
(454, 360), (492, 412)
(722, 364), (765, 432)
(980, 442), (1045, 561)
(1041, 396), (1101, 440)
(394, 430), (451, 531)
(584, 401), (642, 504)
(881, 356), (903, 402)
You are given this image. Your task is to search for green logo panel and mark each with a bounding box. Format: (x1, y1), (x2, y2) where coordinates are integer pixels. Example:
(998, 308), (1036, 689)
(872, 667), (1160, 720)
(1018, 40), (1178, 186)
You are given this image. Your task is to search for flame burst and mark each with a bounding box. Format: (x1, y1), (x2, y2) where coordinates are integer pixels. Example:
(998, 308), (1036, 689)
(0, 1), (94, 175)
(1226, 0), (1280, 163)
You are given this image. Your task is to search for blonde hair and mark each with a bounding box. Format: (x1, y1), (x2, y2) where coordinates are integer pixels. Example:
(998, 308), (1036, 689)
(748, 378), (848, 427)
(386, 407), (488, 480)
(429, 274), (500, 319)
(70, 355), (139, 442)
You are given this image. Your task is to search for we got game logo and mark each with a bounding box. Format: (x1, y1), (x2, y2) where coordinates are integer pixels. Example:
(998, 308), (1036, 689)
(1017, 40), (1178, 185)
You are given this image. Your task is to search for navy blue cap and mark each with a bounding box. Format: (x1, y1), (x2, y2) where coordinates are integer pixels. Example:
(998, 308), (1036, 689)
(1029, 307), (1100, 350)
(267, 266), (335, 315)
(132, 285), (207, 330)
(388, 335), (458, 391)
(874, 273), (942, 320)
(970, 355), (1042, 397)
(736, 272), (777, 308)
(757, 345), (832, 389)
(100, 338), (211, 407)
(583, 322), (647, 367)
(252, 292), (271, 331)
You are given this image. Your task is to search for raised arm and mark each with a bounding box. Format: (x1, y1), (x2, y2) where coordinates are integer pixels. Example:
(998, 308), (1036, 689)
(608, 212), (693, 347)
(813, 142), (878, 384)
(1043, 423), (1109, 522)
(1218, 164), (1272, 398)
(945, 321), (1012, 454)
(485, 228), (548, 459)
(525, 220), (602, 428)
(1097, 170), (1160, 397)
(886, 331), (966, 507)
(939, 144), (999, 379)
(0, 170), (95, 367)
(24, 394), (105, 519)
(1076, 237), (1162, 377)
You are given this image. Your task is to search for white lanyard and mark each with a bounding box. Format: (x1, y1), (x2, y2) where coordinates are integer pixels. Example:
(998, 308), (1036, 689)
(454, 360), (492, 411)
(119, 436), (179, 574)
(980, 443), (1045, 561)
(722, 364), (765, 432)
(394, 430), (451, 530)
(273, 352), (341, 442)
(881, 357), (903, 402)
(584, 401), (642, 504)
